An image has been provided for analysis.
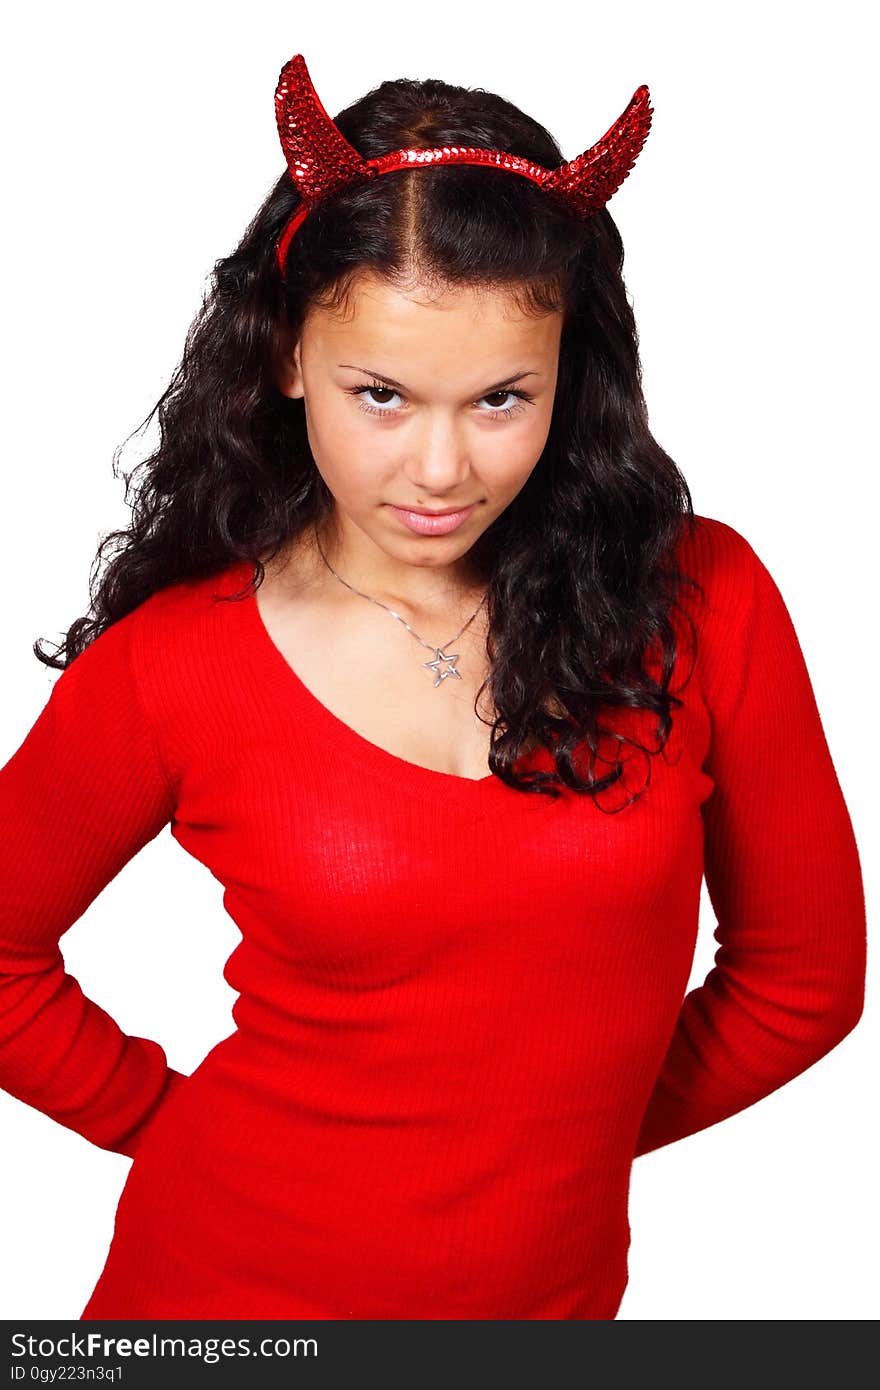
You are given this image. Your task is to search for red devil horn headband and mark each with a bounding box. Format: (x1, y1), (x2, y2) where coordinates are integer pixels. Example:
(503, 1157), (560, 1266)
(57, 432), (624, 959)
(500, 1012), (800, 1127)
(274, 54), (653, 274)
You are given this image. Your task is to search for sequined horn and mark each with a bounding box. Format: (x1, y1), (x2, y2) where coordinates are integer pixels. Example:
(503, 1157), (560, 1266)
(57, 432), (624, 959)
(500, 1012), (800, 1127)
(540, 85), (653, 217)
(274, 54), (375, 263)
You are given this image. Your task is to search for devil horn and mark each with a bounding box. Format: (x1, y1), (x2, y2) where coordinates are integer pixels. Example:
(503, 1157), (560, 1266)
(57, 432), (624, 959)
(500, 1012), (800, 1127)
(274, 54), (371, 209)
(541, 85), (653, 217)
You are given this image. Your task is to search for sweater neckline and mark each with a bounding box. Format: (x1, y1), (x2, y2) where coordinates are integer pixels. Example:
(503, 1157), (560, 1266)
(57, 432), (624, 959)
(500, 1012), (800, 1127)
(227, 558), (498, 800)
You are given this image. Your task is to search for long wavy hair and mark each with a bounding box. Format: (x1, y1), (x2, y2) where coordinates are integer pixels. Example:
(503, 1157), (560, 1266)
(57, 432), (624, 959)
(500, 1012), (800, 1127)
(35, 67), (704, 804)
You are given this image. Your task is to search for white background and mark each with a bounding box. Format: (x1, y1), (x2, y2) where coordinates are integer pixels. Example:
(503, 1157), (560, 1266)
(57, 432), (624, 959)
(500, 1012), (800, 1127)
(1, 0), (876, 1321)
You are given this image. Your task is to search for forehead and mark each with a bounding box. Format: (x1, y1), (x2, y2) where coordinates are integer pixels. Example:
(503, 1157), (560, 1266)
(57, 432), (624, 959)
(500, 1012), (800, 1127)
(305, 271), (563, 364)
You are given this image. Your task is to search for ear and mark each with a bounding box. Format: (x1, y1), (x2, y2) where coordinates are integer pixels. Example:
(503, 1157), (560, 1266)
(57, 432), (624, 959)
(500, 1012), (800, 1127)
(273, 322), (305, 400)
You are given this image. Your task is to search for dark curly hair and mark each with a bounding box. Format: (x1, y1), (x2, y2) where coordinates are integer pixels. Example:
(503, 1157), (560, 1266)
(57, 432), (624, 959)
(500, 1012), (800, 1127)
(35, 66), (704, 804)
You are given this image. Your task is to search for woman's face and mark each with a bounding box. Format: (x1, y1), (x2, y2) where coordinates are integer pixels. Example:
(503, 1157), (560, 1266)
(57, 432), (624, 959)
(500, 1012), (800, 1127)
(276, 271), (564, 598)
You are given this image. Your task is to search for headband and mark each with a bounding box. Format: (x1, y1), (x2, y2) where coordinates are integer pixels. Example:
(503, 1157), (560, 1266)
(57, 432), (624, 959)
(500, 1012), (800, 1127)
(274, 54), (653, 275)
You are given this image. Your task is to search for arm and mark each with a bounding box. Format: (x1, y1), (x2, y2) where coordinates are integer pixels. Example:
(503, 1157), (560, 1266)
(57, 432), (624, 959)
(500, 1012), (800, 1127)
(0, 604), (188, 1159)
(634, 519), (866, 1157)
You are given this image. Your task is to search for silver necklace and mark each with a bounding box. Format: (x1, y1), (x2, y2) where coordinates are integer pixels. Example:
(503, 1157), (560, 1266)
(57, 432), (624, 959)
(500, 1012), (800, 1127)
(313, 522), (488, 688)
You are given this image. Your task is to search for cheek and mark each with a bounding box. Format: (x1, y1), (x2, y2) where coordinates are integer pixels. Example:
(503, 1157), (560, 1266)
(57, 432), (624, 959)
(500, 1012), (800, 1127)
(309, 425), (399, 507)
(478, 416), (551, 492)
(303, 399), (376, 489)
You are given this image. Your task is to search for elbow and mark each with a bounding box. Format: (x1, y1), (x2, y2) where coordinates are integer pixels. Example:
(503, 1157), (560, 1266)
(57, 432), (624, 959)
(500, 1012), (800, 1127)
(813, 923), (868, 1051)
(836, 993), (865, 1042)
(813, 989), (865, 1055)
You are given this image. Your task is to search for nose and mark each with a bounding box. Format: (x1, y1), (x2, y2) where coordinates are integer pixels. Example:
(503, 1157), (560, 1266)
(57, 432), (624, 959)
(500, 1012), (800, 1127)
(403, 410), (472, 496)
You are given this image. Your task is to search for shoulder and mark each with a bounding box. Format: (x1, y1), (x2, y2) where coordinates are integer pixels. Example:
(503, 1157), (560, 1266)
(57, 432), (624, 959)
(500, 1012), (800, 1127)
(116, 559), (250, 660)
(673, 513), (765, 590)
(671, 513), (810, 721)
(671, 512), (773, 639)
(53, 559), (247, 724)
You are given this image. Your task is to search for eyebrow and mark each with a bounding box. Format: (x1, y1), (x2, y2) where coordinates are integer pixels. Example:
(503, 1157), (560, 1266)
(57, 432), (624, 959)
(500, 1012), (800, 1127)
(338, 364), (541, 394)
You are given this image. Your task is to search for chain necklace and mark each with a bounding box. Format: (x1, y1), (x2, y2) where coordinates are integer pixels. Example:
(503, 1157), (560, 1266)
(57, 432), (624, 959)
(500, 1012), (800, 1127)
(312, 522), (489, 688)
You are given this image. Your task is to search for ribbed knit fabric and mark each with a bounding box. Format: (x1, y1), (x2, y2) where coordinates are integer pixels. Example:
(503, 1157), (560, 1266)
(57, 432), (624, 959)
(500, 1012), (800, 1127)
(0, 515), (866, 1320)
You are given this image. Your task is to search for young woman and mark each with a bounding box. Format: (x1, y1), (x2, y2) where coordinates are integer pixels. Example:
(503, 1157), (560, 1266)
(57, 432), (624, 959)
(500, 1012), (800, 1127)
(0, 53), (866, 1321)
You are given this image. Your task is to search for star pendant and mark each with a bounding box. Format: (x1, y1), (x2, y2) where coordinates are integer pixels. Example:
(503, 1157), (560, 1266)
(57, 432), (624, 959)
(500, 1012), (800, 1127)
(423, 647), (463, 687)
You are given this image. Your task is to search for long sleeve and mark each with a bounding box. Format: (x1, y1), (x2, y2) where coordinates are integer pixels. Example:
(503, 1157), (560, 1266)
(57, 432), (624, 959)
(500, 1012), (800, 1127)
(634, 520), (866, 1158)
(0, 605), (188, 1159)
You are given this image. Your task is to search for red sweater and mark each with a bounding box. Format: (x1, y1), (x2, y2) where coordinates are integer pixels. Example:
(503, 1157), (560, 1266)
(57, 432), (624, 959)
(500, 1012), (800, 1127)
(0, 515), (865, 1320)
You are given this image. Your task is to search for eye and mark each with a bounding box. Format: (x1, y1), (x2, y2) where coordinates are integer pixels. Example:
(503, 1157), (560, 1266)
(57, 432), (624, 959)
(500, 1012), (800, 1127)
(346, 380), (535, 422)
(476, 389), (532, 419)
(351, 383), (402, 413)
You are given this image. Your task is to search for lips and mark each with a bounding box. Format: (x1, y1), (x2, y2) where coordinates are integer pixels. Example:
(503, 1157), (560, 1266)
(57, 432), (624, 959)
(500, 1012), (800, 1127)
(387, 503), (478, 536)
(394, 505), (477, 515)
